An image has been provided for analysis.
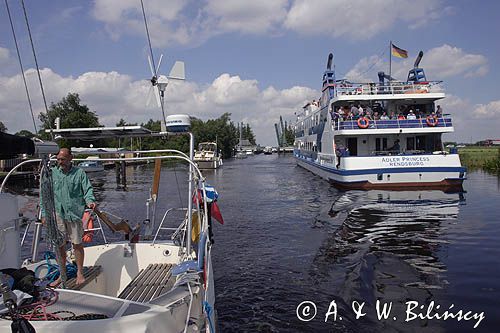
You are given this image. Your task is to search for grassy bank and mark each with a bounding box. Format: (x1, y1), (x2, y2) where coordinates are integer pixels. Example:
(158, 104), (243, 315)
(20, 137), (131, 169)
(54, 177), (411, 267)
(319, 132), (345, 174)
(458, 146), (500, 173)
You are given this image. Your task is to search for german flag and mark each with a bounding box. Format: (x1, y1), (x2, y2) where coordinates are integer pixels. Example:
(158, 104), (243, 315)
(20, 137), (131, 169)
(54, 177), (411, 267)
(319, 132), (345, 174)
(391, 43), (408, 58)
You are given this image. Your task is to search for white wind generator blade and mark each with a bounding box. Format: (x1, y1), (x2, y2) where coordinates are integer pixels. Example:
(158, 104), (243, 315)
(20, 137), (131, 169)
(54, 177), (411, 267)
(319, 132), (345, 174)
(148, 55), (156, 78)
(168, 61), (185, 80)
(146, 85), (153, 106)
(153, 84), (162, 108)
(156, 54), (163, 75)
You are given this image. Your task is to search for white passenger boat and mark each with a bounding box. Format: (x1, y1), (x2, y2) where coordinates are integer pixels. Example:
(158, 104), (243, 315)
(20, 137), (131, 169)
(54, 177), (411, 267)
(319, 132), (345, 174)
(77, 156), (105, 172)
(293, 53), (466, 190)
(194, 142), (222, 169)
(0, 116), (218, 332)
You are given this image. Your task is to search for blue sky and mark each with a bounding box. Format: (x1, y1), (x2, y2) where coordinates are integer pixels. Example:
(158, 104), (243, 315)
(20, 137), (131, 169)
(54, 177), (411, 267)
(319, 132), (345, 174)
(1, 0), (499, 145)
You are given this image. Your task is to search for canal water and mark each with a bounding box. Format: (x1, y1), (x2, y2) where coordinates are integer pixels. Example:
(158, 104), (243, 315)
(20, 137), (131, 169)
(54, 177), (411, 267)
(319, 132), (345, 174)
(7, 155), (500, 332)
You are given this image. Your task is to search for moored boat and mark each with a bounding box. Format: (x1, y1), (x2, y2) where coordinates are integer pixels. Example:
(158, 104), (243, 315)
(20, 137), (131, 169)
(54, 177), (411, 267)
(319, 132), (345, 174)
(263, 146), (273, 155)
(77, 156), (104, 172)
(194, 142), (223, 169)
(293, 52), (466, 190)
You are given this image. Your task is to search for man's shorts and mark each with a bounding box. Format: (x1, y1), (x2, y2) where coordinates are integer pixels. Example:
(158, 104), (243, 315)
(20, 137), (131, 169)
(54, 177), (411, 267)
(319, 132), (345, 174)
(56, 216), (83, 245)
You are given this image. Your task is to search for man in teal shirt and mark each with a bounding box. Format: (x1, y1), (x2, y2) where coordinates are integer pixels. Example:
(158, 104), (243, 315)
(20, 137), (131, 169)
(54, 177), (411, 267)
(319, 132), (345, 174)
(41, 148), (96, 286)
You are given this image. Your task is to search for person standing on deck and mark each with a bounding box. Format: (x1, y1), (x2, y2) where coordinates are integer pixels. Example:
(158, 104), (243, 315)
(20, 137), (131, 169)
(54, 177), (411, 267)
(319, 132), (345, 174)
(41, 148), (96, 286)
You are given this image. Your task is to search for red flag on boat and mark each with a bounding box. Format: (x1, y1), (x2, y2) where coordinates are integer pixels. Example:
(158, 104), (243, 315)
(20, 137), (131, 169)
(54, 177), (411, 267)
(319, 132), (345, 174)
(211, 202), (224, 225)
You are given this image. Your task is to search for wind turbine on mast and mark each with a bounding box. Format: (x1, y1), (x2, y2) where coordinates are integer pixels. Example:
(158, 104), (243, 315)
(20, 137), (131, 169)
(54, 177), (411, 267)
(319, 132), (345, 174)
(146, 55), (185, 132)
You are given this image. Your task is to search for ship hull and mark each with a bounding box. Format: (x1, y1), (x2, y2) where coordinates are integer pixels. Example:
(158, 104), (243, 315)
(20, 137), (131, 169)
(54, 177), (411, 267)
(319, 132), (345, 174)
(296, 156), (466, 191)
(195, 159), (222, 169)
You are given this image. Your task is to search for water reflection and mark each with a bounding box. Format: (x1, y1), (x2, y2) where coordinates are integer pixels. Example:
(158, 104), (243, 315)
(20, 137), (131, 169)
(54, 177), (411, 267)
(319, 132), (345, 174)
(311, 190), (465, 331)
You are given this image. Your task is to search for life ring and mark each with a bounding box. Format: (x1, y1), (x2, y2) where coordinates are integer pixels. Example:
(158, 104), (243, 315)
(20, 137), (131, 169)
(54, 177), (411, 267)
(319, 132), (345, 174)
(426, 115), (438, 127)
(357, 117), (370, 129)
(82, 211), (94, 243)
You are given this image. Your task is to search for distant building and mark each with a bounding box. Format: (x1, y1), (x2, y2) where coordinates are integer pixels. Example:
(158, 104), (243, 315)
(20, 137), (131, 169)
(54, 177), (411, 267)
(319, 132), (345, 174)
(484, 139), (500, 146)
(235, 139), (255, 152)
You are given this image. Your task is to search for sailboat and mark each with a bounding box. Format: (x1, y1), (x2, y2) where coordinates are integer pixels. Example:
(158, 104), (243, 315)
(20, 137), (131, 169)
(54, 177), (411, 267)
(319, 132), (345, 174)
(0, 116), (218, 332)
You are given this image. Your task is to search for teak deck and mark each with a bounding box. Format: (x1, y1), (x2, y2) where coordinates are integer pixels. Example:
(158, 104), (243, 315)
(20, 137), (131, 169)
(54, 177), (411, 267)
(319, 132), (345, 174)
(65, 265), (102, 290)
(118, 263), (174, 303)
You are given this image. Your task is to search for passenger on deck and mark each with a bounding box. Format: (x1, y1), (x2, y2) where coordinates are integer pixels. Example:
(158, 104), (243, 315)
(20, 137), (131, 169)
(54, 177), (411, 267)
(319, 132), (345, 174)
(388, 139), (400, 154)
(350, 104), (359, 118)
(338, 106), (346, 120)
(373, 111), (380, 120)
(380, 112), (389, 120)
(397, 113), (406, 120)
(336, 144), (347, 168)
(389, 112), (396, 120)
(436, 105), (443, 117)
(407, 110), (417, 120)
(365, 105), (373, 116)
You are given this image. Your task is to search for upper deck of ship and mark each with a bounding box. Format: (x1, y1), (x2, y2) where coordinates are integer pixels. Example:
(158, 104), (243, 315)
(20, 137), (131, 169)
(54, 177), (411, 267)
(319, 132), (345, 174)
(328, 80), (445, 104)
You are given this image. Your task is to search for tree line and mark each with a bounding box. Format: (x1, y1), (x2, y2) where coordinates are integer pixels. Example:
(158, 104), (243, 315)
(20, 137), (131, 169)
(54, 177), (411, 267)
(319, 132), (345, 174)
(4, 93), (256, 159)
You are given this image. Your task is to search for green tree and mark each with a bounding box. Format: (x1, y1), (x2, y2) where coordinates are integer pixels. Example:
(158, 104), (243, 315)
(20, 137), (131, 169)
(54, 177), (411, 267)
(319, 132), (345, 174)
(15, 129), (35, 138)
(191, 113), (239, 158)
(0, 121), (7, 133)
(242, 124), (256, 145)
(38, 93), (100, 147)
(284, 124), (295, 146)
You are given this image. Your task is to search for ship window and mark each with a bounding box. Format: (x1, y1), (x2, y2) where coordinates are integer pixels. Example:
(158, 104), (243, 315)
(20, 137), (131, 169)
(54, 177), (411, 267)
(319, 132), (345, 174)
(377, 174), (383, 181)
(347, 137), (358, 156)
(407, 137), (415, 150)
(376, 138), (388, 152)
(416, 135), (426, 151)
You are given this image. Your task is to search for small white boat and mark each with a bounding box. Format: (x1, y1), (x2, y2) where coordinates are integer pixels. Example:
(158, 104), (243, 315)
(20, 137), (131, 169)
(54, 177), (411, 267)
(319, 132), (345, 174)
(234, 150), (247, 159)
(263, 146), (273, 155)
(78, 156), (104, 172)
(0, 116), (218, 333)
(194, 142), (223, 169)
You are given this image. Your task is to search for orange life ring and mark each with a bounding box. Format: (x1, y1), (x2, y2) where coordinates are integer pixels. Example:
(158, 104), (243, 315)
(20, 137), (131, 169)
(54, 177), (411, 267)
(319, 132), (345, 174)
(426, 115), (438, 127)
(82, 211), (94, 243)
(357, 117), (370, 129)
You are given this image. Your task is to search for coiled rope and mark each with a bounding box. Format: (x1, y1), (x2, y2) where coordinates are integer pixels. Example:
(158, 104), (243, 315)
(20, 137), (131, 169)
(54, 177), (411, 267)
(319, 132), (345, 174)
(40, 159), (64, 248)
(34, 252), (77, 283)
(39, 157), (67, 285)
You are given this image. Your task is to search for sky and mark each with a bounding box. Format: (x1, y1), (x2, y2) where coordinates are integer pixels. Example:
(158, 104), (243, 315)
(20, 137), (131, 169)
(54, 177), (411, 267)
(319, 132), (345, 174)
(1, 0), (500, 145)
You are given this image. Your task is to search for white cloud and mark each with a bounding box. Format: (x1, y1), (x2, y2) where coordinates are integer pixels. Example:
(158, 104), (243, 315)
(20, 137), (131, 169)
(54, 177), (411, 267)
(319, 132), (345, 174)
(203, 0), (288, 34)
(344, 44), (489, 82)
(439, 95), (500, 143)
(472, 100), (500, 118)
(284, 0), (446, 40)
(0, 68), (316, 145)
(91, 0), (452, 46)
(422, 44), (488, 79)
(92, 0), (190, 47)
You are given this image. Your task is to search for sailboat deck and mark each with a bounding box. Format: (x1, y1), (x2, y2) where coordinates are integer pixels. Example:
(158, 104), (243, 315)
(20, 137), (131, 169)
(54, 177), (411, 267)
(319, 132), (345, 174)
(118, 263), (174, 303)
(65, 265), (102, 290)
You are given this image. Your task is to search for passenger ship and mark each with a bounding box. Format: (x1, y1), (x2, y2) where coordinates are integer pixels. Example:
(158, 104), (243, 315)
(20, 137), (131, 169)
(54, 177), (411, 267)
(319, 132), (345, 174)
(293, 53), (466, 190)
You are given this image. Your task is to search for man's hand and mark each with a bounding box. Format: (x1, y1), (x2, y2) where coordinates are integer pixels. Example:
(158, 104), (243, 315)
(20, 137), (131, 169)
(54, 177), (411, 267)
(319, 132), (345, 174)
(88, 202), (97, 210)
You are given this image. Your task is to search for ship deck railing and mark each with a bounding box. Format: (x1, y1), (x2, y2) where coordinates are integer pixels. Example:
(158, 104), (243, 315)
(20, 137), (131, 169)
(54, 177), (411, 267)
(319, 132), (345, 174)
(334, 81), (443, 96)
(334, 115), (452, 131)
